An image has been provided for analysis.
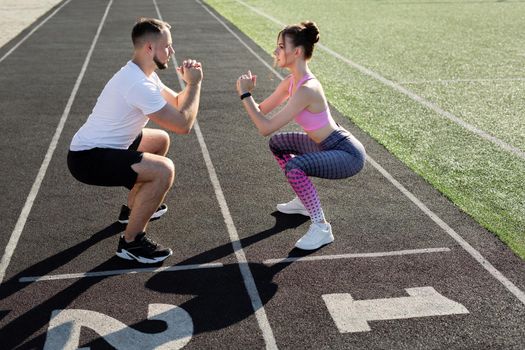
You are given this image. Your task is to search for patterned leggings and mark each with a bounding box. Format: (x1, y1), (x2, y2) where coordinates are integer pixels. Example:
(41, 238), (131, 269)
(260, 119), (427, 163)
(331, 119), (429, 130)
(269, 128), (366, 223)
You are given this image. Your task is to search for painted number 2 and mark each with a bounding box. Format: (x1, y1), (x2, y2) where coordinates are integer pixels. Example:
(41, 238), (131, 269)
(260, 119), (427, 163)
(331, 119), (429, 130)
(44, 303), (193, 350)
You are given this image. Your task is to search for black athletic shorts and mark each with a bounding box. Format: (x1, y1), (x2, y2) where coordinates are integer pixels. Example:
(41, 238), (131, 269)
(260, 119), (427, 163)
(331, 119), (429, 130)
(67, 132), (143, 190)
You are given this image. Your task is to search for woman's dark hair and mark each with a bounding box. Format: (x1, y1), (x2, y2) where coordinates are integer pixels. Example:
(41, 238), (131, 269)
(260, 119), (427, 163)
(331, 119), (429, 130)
(278, 21), (320, 60)
(131, 17), (171, 47)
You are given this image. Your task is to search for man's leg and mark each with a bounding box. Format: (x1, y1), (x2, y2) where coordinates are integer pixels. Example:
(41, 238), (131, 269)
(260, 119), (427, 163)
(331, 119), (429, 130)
(128, 128), (170, 209)
(124, 154), (175, 242)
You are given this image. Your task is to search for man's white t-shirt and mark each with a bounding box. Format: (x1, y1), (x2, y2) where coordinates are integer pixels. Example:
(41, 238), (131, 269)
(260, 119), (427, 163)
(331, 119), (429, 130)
(70, 61), (167, 151)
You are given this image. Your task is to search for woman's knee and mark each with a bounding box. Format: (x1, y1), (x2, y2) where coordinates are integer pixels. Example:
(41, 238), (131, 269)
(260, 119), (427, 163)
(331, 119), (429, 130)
(268, 134), (281, 154)
(284, 158), (305, 176)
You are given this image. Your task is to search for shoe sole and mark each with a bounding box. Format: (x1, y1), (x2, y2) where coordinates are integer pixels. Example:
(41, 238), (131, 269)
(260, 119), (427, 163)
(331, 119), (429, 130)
(295, 234), (334, 250)
(116, 249), (172, 264)
(118, 206), (168, 224)
(276, 206), (310, 216)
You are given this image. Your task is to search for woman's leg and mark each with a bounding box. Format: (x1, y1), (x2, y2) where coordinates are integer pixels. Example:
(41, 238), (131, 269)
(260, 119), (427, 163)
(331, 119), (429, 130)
(269, 132), (326, 222)
(284, 149), (364, 224)
(269, 132), (319, 171)
(269, 132), (365, 224)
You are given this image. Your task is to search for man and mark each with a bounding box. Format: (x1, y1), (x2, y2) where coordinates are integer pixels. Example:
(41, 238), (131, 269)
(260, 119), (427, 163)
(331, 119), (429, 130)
(67, 18), (203, 264)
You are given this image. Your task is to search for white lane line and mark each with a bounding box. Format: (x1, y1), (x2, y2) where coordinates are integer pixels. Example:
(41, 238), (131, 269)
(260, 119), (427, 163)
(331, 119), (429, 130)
(198, 3), (283, 78)
(0, 0), (114, 285)
(0, 0), (73, 64)
(232, 0), (525, 161)
(368, 157), (525, 304)
(264, 248), (451, 265)
(154, 1), (278, 349)
(400, 77), (525, 84)
(198, 1), (525, 306)
(19, 262), (223, 283)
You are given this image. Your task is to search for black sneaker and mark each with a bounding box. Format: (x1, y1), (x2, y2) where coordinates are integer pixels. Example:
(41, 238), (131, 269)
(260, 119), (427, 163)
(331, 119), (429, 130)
(117, 204), (168, 224)
(116, 232), (172, 264)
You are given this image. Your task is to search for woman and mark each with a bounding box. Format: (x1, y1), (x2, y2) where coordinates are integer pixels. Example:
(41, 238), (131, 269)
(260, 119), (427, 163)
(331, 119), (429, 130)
(236, 21), (366, 250)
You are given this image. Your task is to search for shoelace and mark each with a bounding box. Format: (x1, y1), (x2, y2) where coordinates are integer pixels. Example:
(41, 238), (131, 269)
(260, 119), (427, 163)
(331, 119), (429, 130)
(140, 235), (159, 250)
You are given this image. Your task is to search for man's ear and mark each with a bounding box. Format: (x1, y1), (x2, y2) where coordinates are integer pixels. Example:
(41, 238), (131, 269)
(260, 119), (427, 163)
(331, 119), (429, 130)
(146, 42), (153, 54)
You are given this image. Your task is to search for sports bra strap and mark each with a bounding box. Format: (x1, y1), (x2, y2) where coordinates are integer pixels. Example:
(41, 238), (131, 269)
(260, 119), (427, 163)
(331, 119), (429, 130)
(288, 74), (315, 96)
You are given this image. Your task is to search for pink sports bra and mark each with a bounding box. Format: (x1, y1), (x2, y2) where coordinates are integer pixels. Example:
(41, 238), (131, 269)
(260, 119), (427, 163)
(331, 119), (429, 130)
(288, 74), (331, 131)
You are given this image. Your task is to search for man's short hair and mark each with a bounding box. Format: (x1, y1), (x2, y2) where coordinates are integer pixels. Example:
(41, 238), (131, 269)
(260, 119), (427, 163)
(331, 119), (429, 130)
(131, 17), (171, 47)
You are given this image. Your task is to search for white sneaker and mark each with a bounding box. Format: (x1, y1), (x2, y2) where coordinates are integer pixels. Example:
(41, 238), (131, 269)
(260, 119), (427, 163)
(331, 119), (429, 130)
(295, 223), (334, 250)
(276, 196), (310, 216)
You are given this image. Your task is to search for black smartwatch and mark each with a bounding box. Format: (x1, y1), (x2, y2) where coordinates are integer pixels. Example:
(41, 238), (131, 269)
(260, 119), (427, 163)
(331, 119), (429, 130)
(240, 92), (252, 100)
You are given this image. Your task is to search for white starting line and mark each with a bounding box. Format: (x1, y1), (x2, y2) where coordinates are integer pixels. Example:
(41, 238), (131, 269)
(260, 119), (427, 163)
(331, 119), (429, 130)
(19, 247), (451, 283)
(19, 262), (224, 283)
(264, 247), (451, 265)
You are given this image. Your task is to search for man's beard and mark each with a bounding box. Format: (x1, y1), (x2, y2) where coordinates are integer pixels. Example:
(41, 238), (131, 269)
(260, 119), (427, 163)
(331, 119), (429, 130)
(153, 55), (168, 70)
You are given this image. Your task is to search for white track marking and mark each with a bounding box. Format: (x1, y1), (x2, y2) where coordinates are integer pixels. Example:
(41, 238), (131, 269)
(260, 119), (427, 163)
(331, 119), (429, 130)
(44, 303), (193, 350)
(198, 0), (525, 306)
(0, 0), (73, 64)
(0, 0), (114, 285)
(232, 0), (525, 160)
(264, 248), (451, 265)
(153, 1), (278, 349)
(400, 77), (525, 84)
(19, 262), (223, 282)
(323, 287), (469, 333)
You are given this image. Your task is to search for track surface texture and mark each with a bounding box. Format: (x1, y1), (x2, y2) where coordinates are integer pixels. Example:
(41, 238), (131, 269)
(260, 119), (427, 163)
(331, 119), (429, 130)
(0, 0), (524, 349)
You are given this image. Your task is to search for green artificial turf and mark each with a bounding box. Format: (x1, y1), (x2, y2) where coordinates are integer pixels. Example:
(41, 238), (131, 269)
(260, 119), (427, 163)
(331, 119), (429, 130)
(204, 0), (525, 259)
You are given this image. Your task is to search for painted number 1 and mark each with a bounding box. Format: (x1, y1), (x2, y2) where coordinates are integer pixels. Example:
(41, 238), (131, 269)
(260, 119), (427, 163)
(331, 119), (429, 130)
(323, 286), (469, 333)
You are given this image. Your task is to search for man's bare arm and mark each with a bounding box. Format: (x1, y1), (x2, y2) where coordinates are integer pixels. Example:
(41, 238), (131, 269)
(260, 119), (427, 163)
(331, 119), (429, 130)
(161, 85), (181, 109)
(149, 82), (201, 134)
(148, 59), (203, 134)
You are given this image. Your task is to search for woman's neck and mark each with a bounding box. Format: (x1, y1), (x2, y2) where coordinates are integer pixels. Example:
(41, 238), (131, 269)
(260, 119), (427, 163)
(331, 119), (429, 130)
(289, 61), (310, 82)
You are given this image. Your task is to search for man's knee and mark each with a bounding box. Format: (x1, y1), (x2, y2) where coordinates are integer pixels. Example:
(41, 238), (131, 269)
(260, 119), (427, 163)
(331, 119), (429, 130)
(151, 130), (170, 156)
(158, 157), (175, 188)
(158, 130), (170, 150)
(140, 129), (171, 155)
(146, 157), (174, 192)
(132, 155), (175, 188)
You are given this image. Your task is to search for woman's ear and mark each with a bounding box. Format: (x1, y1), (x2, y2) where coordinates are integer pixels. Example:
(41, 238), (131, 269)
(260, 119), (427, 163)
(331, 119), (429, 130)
(294, 46), (303, 58)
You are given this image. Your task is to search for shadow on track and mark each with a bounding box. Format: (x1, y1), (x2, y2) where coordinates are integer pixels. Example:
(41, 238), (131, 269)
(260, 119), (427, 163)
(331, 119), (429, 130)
(82, 212), (312, 348)
(0, 222), (128, 348)
(1, 212), (313, 348)
(0, 222), (126, 302)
